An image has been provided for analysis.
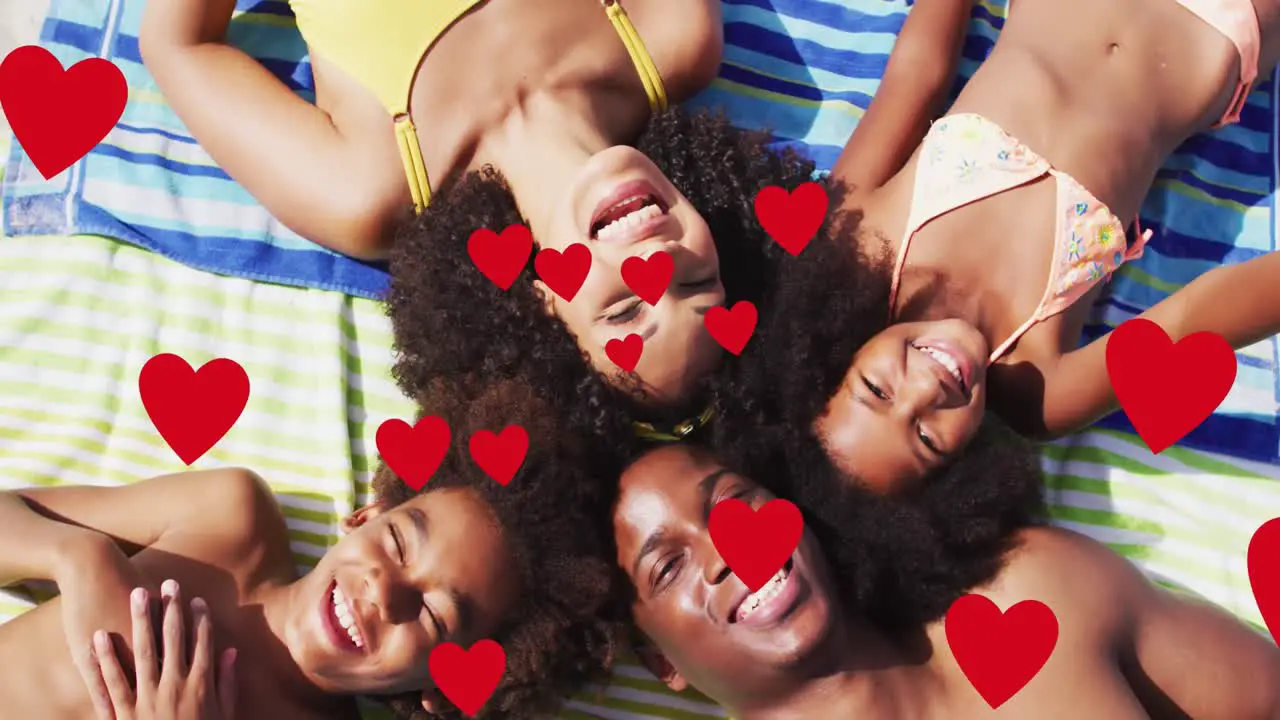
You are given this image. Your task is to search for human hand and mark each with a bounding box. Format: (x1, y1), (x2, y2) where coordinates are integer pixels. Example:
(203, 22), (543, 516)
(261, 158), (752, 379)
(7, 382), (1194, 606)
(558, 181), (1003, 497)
(88, 580), (237, 720)
(56, 534), (150, 718)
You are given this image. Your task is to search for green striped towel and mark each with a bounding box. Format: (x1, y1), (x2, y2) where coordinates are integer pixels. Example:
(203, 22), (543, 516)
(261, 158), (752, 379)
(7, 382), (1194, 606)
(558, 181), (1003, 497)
(0, 134), (1275, 720)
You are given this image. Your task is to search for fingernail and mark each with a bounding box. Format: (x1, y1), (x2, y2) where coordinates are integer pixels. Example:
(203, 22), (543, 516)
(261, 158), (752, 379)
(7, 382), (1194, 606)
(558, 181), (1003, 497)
(161, 579), (177, 598)
(191, 597), (207, 613)
(226, 647), (237, 665)
(94, 630), (110, 650)
(131, 587), (147, 614)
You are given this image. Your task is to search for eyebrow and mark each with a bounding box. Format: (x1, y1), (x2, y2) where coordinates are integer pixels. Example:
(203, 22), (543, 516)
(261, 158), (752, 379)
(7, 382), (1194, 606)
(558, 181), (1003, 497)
(629, 469), (730, 582)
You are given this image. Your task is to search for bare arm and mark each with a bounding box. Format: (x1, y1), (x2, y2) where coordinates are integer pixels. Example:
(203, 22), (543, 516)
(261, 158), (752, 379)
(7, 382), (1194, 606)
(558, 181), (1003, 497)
(1, 468), (275, 587)
(138, 0), (402, 258)
(1029, 251), (1280, 439)
(830, 0), (974, 195)
(993, 528), (1280, 718)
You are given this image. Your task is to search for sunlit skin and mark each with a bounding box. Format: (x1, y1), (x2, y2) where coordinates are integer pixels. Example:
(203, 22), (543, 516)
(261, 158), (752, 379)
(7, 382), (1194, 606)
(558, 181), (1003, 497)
(816, 319), (990, 492)
(813, 0), (1280, 492)
(613, 446), (853, 707)
(0, 470), (519, 720)
(535, 146), (727, 406)
(611, 445), (1280, 719)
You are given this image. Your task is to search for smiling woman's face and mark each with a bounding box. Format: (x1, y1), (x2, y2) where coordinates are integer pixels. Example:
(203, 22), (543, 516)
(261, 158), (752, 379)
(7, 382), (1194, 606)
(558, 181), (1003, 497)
(532, 146), (726, 406)
(612, 445), (842, 704)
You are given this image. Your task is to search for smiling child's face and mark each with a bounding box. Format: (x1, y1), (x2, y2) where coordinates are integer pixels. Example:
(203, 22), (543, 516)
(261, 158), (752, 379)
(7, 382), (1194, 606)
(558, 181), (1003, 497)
(815, 319), (991, 493)
(282, 488), (519, 700)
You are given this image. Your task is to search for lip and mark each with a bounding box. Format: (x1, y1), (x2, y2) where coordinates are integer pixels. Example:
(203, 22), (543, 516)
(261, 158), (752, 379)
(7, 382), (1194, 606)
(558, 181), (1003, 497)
(588, 178), (669, 240)
(913, 339), (974, 400)
(321, 579), (368, 656)
(727, 557), (805, 629)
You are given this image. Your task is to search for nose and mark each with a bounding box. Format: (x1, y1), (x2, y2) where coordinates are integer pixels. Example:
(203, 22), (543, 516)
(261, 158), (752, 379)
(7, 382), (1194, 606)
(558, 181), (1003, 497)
(365, 566), (419, 624)
(698, 536), (732, 586)
(895, 364), (945, 419)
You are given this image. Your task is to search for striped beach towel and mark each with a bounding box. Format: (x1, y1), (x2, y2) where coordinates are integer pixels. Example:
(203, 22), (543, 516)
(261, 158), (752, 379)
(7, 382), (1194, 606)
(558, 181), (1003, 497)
(683, 0), (1280, 464)
(2, 1), (1278, 719)
(6, 0), (1276, 462)
(2, 0), (391, 298)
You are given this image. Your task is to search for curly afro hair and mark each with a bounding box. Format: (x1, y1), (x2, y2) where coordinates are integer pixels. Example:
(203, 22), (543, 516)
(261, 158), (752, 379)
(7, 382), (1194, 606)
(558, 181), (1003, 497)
(385, 108), (820, 468)
(370, 381), (627, 719)
(706, 212), (1049, 627)
(757, 422), (1045, 631)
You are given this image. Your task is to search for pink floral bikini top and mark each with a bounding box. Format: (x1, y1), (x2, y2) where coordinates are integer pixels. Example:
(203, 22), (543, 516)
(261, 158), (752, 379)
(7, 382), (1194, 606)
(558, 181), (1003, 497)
(886, 113), (1152, 363)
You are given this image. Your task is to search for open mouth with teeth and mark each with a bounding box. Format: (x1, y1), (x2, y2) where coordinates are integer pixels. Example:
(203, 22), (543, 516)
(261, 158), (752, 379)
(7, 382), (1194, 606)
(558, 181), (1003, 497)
(324, 581), (366, 653)
(730, 558), (801, 627)
(589, 195), (669, 242)
(912, 343), (969, 397)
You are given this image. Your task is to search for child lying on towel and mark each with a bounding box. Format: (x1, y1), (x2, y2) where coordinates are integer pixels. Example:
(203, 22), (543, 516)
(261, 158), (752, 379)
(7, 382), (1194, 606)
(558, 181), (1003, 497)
(713, 0), (1280, 492)
(0, 414), (620, 720)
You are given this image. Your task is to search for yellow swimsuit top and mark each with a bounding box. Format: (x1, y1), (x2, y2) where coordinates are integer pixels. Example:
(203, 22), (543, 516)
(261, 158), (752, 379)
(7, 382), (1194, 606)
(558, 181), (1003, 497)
(288, 0), (670, 212)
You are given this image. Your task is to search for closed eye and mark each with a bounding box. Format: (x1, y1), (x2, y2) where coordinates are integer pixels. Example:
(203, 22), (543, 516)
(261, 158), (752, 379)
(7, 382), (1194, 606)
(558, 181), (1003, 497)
(424, 602), (447, 641)
(604, 299), (643, 325)
(917, 425), (942, 455)
(390, 524), (406, 564)
(862, 375), (889, 401)
(679, 275), (717, 292)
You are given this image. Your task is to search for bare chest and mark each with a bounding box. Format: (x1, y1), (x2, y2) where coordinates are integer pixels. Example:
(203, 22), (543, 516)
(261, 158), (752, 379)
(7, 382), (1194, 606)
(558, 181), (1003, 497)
(0, 535), (295, 720)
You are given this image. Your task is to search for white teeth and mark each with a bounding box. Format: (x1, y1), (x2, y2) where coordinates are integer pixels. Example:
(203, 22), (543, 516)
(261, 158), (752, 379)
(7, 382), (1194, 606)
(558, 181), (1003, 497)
(917, 345), (964, 388)
(596, 202), (661, 242)
(737, 566), (790, 622)
(331, 586), (364, 648)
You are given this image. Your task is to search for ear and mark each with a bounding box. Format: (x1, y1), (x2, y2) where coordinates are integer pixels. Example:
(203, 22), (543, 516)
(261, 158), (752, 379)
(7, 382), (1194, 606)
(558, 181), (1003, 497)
(634, 639), (689, 693)
(339, 503), (385, 535)
(531, 279), (559, 317)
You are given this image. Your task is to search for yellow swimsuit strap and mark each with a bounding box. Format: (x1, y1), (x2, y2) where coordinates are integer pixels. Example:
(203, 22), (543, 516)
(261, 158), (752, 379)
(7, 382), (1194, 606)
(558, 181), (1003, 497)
(603, 0), (669, 112)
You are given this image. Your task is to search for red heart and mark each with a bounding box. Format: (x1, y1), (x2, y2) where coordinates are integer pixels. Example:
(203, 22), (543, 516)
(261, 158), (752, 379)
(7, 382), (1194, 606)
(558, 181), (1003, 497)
(534, 243), (592, 302)
(945, 594), (1058, 709)
(139, 354), (249, 466)
(704, 301), (758, 355)
(468, 225), (533, 291)
(428, 640), (506, 718)
(1249, 517), (1280, 644)
(375, 417), (451, 491)
(0, 46), (126, 180)
(1105, 318), (1236, 454)
(753, 182), (828, 256)
(621, 251), (674, 305)
(468, 425), (529, 486)
(605, 334), (643, 373)
(708, 498), (804, 592)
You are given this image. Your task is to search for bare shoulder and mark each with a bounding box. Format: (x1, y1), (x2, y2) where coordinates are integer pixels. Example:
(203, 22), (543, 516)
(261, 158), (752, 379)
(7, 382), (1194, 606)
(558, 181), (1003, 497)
(978, 527), (1144, 639)
(638, 0), (724, 101)
(172, 468), (293, 568)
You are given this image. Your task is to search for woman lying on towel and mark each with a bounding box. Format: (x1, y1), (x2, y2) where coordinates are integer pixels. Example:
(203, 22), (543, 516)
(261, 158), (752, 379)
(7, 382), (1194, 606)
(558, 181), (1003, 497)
(709, 0), (1280, 492)
(0, 403), (620, 720)
(142, 0), (760, 414)
(613, 443), (1280, 719)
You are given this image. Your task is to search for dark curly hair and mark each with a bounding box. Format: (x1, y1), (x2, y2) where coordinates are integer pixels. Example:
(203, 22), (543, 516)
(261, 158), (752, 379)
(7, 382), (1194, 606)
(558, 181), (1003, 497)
(385, 108), (820, 465)
(370, 381), (627, 719)
(706, 211), (1049, 628)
